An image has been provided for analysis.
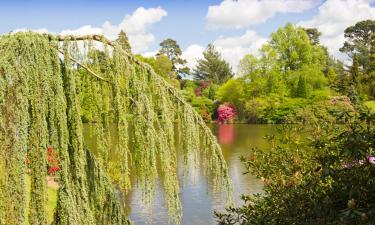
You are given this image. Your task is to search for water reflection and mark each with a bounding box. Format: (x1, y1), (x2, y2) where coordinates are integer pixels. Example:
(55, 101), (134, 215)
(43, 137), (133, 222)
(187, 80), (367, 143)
(83, 124), (276, 225)
(218, 124), (234, 145)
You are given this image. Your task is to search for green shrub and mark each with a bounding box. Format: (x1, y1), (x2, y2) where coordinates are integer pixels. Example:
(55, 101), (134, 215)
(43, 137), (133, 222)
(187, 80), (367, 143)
(215, 112), (375, 225)
(364, 101), (375, 111)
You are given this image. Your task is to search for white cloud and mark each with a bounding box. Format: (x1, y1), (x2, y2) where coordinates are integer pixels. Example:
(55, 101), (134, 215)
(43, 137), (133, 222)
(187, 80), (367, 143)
(60, 25), (103, 36)
(298, 0), (375, 60)
(182, 44), (205, 69)
(206, 0), (321, 29)
(182, 30), (267, 73)
(214, 31), (267, 72)
(141, 50), (158, 58)
(60, 7), (167, 53)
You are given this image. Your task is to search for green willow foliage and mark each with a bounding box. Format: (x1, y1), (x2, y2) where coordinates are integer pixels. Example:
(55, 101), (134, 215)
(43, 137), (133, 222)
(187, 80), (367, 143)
(0, 32), (231, 225)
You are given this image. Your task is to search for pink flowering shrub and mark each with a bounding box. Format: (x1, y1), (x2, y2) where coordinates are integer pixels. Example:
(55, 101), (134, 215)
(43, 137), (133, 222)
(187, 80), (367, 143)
(216, 103), (237, 124)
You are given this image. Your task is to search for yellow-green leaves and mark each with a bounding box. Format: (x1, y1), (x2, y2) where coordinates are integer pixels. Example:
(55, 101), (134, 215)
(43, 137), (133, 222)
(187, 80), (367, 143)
(0, 32), (231, 225)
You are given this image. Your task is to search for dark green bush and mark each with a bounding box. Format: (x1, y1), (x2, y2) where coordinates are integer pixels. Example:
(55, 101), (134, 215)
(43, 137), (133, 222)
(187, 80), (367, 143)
(215, 111), (375, 225)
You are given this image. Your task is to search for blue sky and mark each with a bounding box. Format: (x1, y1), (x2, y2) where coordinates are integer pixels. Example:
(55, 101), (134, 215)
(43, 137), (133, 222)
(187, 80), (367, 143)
(1, 0), (375, 70)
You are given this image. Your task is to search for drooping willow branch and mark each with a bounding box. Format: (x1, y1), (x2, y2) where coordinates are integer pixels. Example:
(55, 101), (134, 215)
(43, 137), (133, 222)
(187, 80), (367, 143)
(53, 34), (215, 133)
(0, 32), (232, 225)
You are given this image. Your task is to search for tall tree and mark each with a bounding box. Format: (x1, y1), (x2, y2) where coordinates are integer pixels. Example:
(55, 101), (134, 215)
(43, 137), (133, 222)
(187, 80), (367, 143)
(365, 32), (375, 99)
(238, 54), (260, 77)
(326, 67), (337, 88)
(303, 28), (322, 45)
(193, 44), (233, 84)
(294, 75), (308, 98)
(350, 53), (360, 85)
(262, 23), (327, 95)
(266, 23), (326, 72)
(370, 32), (375, 72)
(340, 20), (375, 73)
(116, 30), (132, 53)
(157, 38), (190, 76)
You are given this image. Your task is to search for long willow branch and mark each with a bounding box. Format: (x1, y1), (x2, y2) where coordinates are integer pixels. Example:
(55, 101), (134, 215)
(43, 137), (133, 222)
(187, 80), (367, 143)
(53, 34), (211, 130)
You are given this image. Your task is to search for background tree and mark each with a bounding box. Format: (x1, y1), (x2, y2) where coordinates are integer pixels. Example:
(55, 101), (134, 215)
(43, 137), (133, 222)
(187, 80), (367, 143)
(365, 32), (375, 99)
(116, 30), (132, 53)
(303, 27), (322, 45)
(193, 44), (233, 84)
(157, 38), (190, 76)
(263, 23), (327, 95)
(237, 54), (260, 77)
(135, 54), (180, 88)
(267, 23), (315, 71)
(340, 20), (375, 73)
(350, 53), (360, 85)
(326, 67), (338, 89)
(294, 75), (308, 98)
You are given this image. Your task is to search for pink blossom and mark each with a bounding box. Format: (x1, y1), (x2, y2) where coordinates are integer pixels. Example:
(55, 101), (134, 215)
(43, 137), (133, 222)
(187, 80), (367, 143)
(216, 103), (237, 124)
(368, 156), (375, 164)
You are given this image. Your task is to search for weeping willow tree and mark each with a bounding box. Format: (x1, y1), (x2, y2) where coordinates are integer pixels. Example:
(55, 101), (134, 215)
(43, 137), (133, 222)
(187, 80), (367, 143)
(0, 32), (232, 225)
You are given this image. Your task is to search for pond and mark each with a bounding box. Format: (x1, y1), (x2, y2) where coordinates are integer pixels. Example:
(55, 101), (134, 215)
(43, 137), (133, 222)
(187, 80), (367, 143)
(84, 124), (277, 225)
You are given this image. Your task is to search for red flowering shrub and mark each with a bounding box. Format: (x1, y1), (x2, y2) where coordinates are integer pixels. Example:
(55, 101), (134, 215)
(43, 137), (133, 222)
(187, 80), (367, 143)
(47, 147), (60, 176)
(216, 103), (237, 124)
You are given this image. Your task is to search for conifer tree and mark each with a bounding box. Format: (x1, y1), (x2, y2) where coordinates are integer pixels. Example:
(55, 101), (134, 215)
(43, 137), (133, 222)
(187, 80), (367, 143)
(295, 75), (308, 98)
(348, 85), (360, 105)
(193, 44), (233, 84)
(117, 30), (132, 53)
(350, 53), (360, 85)
(367, 32), (375, 99)
(369, 33), (375, 72)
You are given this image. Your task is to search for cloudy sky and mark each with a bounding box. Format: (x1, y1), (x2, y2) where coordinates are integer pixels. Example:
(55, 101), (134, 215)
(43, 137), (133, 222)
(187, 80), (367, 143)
(1, 0), (375, 71)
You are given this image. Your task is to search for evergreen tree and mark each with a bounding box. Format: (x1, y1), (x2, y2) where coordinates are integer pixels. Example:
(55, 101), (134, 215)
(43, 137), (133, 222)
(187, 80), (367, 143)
(303, 27), (322, 45)
(369, 32), (375, 72)
(294, 75), (308, 98)
(367, 32), (375, 99)
(193, 44), (233, 84)
(348, 85), (360, 105)
(340, 20), (375, 73)
(157, 38), (190, 76)
(326, 67), (338, 89)
(350, 53), (360, 85)
(117, 30), (132, 53)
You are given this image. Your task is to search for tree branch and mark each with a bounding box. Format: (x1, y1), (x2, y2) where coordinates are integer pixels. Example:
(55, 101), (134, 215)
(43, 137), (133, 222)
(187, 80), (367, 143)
(55, 48), (106, 81)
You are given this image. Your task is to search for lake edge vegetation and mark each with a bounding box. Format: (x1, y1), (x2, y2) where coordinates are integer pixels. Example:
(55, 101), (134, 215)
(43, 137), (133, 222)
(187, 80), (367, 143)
(138, 20), (375, 124)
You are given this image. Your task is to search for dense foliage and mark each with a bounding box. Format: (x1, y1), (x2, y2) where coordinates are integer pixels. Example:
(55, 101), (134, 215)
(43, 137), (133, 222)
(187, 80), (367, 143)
(0, 32), (231, 225)
(215, 111), (375, 224)
(182, 21), (374, 123)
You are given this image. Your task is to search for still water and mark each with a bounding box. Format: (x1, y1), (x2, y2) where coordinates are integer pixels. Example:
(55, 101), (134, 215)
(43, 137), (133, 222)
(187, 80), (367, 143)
(84, 124), (277, 225)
